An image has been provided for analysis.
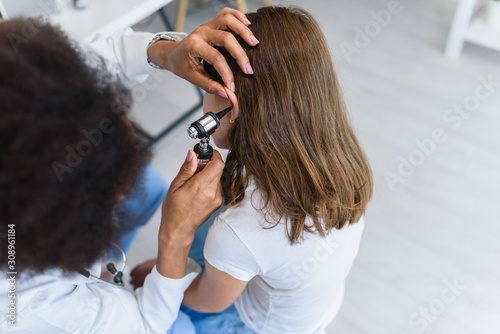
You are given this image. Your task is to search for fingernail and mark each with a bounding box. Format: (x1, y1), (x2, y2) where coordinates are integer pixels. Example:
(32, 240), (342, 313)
(245, 63), (254, 75)
(250, 35), (259, 45)
(218, 91), (229, 99)
(230, 82), (235, 92)
(244, 18), (251, 25)
(186, 150), (194, 162)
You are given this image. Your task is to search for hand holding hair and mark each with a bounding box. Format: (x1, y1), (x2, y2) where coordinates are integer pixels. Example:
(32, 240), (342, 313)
(148, 7), (258, 96)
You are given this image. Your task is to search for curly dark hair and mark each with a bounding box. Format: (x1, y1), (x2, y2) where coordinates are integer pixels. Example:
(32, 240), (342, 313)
(0, 18), (150, 276)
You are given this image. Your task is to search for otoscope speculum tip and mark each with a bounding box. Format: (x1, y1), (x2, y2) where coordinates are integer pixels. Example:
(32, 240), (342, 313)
(186, 106), (232, 141)
(187, 126), (199, 139)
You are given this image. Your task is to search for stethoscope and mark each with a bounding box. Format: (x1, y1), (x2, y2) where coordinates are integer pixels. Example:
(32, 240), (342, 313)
(78, 242), (127, 287)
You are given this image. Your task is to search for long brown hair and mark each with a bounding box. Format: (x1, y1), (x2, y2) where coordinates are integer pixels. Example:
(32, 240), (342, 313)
(205, 6), (373, 244)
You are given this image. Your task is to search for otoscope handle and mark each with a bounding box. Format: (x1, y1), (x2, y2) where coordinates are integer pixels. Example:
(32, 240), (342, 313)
(196, 159), (210, 172)
(194, 142), (213, 172)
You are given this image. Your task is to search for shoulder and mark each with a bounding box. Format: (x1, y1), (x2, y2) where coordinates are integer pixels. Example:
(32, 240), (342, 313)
(218, 181), (271, 230)
(204, 214), (262, 280)
(323, 215), (366, 245)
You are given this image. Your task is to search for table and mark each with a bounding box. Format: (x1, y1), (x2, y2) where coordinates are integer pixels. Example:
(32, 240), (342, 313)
(50, 0), (174, 42)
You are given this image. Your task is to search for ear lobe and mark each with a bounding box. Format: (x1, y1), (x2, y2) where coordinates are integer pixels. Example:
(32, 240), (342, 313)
(223, 87), (239, 120)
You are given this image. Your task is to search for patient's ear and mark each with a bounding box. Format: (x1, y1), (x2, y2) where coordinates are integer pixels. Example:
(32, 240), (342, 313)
(224, 87), (239, 120)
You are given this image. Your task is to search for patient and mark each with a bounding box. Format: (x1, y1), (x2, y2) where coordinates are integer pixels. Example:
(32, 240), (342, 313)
(134, 6), (373, 333)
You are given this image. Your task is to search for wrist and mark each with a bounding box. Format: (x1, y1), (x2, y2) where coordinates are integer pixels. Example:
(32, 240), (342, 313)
(159, 227), (194, 249)
(157, 232), (193, 279)
(147, 33), (179, 70)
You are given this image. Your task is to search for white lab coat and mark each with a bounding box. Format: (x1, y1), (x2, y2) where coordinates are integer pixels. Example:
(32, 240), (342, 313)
(0, 28), (200, 334)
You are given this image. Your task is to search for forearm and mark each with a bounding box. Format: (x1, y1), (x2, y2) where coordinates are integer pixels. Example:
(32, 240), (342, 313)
(182, 276), (201, 309)
(183, 275), (226, 313)
(156, 232), (226, 313)
(86, 28), (186, 89)
(153, 149), (226, 311)
(156, 232), (194, 279)
(182, 259), (248, 313)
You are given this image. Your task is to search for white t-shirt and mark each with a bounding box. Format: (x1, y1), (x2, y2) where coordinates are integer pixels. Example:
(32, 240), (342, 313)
(204, 180), (365, 334)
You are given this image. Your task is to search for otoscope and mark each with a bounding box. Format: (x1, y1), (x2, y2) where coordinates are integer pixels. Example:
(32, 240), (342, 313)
(187, 106), (232, 172)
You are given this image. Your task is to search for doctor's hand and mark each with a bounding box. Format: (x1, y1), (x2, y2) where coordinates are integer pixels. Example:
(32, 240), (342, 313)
(155, 149), (224, 279)
(148, 7), (258, 95)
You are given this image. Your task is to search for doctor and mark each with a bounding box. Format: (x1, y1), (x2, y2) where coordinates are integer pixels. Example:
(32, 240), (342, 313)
(0, 7), (257, 334)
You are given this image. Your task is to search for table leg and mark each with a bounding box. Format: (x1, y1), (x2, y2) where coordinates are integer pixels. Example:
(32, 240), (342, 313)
(235, 0), (247, 14)
(445, 0), (477, 59)
(175, 0), (189, 32)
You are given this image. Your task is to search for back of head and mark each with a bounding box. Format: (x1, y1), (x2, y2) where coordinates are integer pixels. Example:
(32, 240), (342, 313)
(0, 19), (149, 276)
(205, 6), (373, 243)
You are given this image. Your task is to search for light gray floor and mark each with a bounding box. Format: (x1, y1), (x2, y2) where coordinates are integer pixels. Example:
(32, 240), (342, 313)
(127, 0), (500, 333)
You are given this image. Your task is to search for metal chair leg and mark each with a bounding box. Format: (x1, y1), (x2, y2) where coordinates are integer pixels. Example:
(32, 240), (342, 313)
(159, 6), (174, 31)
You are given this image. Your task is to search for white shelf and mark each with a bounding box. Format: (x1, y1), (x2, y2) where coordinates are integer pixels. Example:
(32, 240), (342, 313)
(464, 14), (500, 52)
(50, 0), (173, 42)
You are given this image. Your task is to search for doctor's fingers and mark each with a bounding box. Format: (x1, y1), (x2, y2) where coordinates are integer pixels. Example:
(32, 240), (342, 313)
(204, 29), (257, 77)
(169, 150), (199, 192)
(205, 7), (257, 48)
(188, 64), (226, 95)
(187, 38), (237, 93)
(198, 150), (225, 188)
(191, 151), (224, 207)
